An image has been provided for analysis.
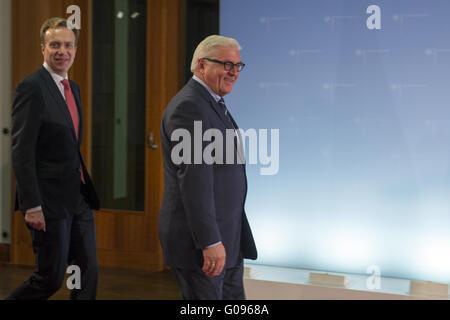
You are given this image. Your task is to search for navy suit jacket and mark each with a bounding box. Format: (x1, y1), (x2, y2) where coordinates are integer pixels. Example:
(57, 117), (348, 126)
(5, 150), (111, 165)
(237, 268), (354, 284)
(12, 66), (99, 218)
(159, 78), (257, 269)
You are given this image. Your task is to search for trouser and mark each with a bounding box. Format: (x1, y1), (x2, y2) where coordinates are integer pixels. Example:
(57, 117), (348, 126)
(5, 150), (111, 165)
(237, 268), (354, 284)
(172, 261), (245, 300)
(6, 194), (98, 300)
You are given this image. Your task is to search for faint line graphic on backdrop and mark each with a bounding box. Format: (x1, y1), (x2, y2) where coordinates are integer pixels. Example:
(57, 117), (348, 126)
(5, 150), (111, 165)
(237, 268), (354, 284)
(288, 49), (322, 57)
(392, 13), (429, 32)
(259, 16), (295, 36)
(355, 49), (390, 65)
(322, 82), (357, 104)
(259, 82), (292, 97)
(390, 83), (427, 100)
(425, 48), (450, 65)
(324, 15), (358, 31)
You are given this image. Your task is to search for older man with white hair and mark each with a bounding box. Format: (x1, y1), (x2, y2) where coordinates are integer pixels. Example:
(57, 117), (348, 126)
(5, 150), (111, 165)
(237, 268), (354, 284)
(159, 35), (257, 300)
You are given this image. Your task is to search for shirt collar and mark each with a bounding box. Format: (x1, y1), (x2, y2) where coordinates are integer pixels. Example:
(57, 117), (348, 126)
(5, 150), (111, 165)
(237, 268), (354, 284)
(192, 75), (222, 103)
(43, 62), (68, 84)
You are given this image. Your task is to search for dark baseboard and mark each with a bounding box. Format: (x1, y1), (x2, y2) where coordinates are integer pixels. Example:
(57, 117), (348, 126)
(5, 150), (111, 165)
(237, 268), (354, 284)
(0, 243), (10, 263)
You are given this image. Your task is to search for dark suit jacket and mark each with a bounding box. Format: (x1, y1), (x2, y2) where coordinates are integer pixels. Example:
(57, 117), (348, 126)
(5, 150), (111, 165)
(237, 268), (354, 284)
(12, 66), (99, 219)
(159, 78), (257, 269)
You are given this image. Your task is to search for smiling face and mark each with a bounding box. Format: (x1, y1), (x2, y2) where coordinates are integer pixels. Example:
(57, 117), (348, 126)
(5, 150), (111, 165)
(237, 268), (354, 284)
(197, 46), (242, 97)
(41, 27), (77, 77)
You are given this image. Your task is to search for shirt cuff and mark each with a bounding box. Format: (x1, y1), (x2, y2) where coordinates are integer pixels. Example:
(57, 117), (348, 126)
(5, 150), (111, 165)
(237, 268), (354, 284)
(26, 206), (42, 214)
(206, 241), (222, 248)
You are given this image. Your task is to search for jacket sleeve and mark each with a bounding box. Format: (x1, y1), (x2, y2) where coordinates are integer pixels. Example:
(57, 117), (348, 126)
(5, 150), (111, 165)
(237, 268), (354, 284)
(11, 79), (43, 212)
(165, 99), (222, 250)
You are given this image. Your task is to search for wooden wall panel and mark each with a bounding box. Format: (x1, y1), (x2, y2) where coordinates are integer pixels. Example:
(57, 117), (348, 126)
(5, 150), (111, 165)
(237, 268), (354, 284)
(0, 244), (10, 262)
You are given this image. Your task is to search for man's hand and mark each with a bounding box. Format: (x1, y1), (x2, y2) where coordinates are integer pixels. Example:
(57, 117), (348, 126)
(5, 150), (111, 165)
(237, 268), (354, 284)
(202, 243), (226, 277)
(24, 210), (46, 232)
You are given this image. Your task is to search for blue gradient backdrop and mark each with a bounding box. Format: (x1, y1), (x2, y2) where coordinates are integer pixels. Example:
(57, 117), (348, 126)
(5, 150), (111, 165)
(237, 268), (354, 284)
(221, 0), (450, 283)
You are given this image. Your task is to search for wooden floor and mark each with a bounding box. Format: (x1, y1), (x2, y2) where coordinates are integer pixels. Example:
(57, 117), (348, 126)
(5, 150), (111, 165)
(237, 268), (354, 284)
(0, 263), (180, 300)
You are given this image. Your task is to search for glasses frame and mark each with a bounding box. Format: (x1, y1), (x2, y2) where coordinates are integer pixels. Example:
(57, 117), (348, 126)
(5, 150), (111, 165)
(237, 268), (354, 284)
(203, 57), (246, 72)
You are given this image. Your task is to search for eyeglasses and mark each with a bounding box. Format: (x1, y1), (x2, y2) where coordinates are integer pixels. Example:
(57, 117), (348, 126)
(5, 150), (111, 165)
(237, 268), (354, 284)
(203, 58), (246, 72)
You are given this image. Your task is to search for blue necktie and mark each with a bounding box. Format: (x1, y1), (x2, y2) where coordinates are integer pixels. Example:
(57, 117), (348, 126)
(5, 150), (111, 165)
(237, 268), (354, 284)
(219, 98), (245, 163)
(218, 98), (235, 128)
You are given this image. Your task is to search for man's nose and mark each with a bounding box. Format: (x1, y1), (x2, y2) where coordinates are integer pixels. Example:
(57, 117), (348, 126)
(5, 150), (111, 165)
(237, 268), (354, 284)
(228, 66), (238, 74)
(57, 46), (67, 55)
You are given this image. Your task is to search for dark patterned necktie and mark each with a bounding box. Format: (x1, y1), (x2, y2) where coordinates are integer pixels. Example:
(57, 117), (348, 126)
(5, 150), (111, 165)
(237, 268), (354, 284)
(218, 98), (245, 163)
(218, 97), (235, 128)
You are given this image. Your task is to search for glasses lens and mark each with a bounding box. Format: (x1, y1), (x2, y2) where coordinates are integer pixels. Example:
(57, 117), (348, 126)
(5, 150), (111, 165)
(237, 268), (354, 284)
(224, 62), (233, 71)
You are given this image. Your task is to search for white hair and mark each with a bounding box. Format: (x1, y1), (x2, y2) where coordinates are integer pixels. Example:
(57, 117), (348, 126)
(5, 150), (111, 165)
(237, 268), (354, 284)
(190, 35), (242, 73)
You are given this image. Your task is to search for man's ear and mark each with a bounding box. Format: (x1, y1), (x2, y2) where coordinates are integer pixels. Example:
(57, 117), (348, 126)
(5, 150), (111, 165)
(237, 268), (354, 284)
(41, 44), (45, 56)
(197, 58), (205, 73)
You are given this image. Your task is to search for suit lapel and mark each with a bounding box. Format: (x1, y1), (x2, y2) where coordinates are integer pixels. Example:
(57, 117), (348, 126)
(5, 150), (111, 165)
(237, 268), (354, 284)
(38, 67), (78, 142)
(189, 79), (233, 130)
(189, 78), (246, 164)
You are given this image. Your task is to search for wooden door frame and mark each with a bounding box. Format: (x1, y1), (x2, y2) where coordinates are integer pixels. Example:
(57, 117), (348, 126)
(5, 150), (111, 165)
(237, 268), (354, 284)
(145, 0), (185, 264)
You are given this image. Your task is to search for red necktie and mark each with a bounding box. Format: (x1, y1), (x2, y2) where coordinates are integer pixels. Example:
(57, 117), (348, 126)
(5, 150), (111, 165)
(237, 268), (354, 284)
(61, 79), (85, 184)
(61, 79), (79, 139)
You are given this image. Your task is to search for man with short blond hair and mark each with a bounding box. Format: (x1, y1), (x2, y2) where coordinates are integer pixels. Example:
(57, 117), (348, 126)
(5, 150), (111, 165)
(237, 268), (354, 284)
(7, 17), (99, 300)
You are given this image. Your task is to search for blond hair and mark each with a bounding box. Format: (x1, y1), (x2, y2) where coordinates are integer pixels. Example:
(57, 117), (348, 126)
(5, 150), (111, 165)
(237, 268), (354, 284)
(40, 17), (80, 45)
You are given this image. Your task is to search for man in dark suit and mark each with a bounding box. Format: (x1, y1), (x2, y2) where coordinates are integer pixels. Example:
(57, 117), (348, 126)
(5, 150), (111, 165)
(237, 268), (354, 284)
(7, 17), (99, 300)
(159, 35), (257, 300)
